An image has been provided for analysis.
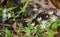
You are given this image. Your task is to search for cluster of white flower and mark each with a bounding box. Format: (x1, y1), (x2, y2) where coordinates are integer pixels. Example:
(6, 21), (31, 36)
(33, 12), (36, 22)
(40, 11), (58, 29)
(2, 8), (11, 19)
(40, 20), (50, 29)
(50, 15), (58, 23)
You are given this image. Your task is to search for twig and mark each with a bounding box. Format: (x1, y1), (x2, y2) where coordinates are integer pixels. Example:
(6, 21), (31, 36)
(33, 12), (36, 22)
(0, 23), (12, 27)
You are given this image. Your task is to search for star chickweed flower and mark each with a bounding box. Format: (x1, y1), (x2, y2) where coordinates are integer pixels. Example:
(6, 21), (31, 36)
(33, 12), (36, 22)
(40, 20), (50, 29)
(2, 8), (7, 19)
(7, 13), (11, 18)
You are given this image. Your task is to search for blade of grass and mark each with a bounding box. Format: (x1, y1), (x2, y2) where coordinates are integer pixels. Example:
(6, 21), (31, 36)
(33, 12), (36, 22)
(6, 7), (16, 13)
(48, 30), (55, 37)
(5, 28), (12, 37)
(16, 0), (30, 17)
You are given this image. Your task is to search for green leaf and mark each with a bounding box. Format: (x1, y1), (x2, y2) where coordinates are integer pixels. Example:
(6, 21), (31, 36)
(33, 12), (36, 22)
(0, 10), (3, 17)
(5, 28), (12, 37)
(6, 7), (16, 12)
(20, 0), (30, 12)
(48, 20), (60, 37)
(38, 34), (43, 37)
(31, 29), (37, 33)
(25, 27), (31, 36)
(31, 29), (37, 35)
(51, 20), (60, 31)
(48, 30), (55, 37)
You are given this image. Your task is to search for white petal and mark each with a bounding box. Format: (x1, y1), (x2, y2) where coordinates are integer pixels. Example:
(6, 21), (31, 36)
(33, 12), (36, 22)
(2, 13), (7, 18)
(50, 15), (57, 23)
(37, 17), (42, 21)
(3, 8), (6, 13)
(48, 11), (53, 14)
(31, 23), (35, 26)
(2, 8), (7, 18)
(7, 13), (11, 18)
(33, 8), (38, 11)
(40, 24), (46, 29)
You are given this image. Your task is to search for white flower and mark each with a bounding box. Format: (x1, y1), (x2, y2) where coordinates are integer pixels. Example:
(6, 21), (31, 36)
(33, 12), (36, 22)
(2, 13), (7, 19)
(48, 11), (53, 15)
(50, 15), (57, 23)
(37, 17), (42, 21)
(2, 8), (7, 18)
(7, 13), (11, 18)
(40, 20), (50, 29)
(31, 23), (35, 26)
(40, 20), (47, 29)
(40, 23), (46, 29)
(42, 20), (47, 24)
(3, 8), (6, 13)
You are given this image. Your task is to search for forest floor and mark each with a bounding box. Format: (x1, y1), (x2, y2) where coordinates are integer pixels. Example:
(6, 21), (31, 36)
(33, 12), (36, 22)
(0, 0), (60, 37)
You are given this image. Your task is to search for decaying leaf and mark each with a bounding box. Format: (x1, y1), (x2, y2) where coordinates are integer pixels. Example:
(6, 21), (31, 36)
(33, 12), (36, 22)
(50, 0), (60, 9)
